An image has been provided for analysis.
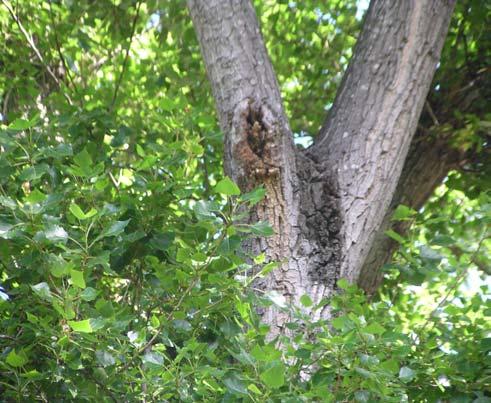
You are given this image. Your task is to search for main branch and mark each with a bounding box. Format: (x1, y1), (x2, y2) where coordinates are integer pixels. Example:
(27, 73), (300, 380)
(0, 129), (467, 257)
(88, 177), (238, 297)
(309, 0), (456, 284)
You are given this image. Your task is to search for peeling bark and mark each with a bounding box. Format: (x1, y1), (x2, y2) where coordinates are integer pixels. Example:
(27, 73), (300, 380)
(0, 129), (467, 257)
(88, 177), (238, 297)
(187, 0), (456, 333)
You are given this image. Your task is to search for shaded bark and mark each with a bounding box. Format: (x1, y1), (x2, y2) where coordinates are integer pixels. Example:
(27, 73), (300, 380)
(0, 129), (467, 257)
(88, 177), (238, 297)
(188, 0), (456, 333)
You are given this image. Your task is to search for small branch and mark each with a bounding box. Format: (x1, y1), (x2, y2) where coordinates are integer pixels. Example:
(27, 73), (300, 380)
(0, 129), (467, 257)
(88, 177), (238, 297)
(47, 0), (81, 104)
(425, 101), (440, 126)
(108, 171), (120, 192)
(1, 0), (72, 105)
(1, 87), (13, 123)
(415, 233), (488, 342)
(110, 0), (142, 110)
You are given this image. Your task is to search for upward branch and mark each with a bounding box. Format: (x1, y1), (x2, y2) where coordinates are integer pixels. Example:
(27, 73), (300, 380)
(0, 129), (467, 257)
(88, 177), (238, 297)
(309, 0), (456, 283)
(186, 0), (295, 186)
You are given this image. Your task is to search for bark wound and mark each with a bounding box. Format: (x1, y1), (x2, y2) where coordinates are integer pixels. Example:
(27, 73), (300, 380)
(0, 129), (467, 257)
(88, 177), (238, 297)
(233, 100), (280, 190)
(297, 153), (342, 285)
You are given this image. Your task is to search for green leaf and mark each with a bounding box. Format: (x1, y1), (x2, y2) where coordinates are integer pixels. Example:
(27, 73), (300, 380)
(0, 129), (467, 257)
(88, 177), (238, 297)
(21, 370), (42, 380)
(223, 374), (248, 395)
(256, 261), (279, 278)
(251, 345), (282, 362)
(19, 164), (50, 181)
(391, 204), (417, 221)
(173, 319), (192, 332)
(193, 200), (217, 220)
(68, 319), (93, 333)
(50, 255), (73, 278)
(248, 383), (262, 395)
(160, 98), (177, 112)
(399, 366), (415, 382)
(364, 322), (385, 335)
(101, 220), (130, 238)
(70, 269), (86, 289)
(142, 351), (164, 366)
(354, 390), (371, 402)
(260, 362), (285, 389)
(419, 245), (442, 261)
(6, 349), (28, 367)
(80, 287), (98, 301)
(34, 225), (68, 244)
(70, 203), (97, 220)
(265, 290), (287, 308)
(8, 118), (32, 131)
(73, 148), (92, 171)
(355, 367), (374, 379)
(0, 222), (13, 239)
(0, 196), (17, 210)
(25, 189), (46, 204)
(249, 221), (274, 236)
(300, 294), (313, 307)
(480, 338), (491, 352)
(215, 177), (240, 196)
(337, 278), (350, 290)
(31, 282), (52, 301)
(241, 187), (266, 205)
(294, 348), (311, 359)
(380, 359), (399, 374)
(332, 315), (351, 330)
(385, 229), (406, 244)
(149, 232), (175, 251)
(95, 350), (116, 367)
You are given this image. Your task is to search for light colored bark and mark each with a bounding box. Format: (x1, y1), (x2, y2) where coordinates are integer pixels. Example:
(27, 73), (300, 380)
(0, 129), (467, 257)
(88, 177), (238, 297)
(358, 133), (463, 293)
(187, 0), (456, 333)
(187, 0), (305, 332)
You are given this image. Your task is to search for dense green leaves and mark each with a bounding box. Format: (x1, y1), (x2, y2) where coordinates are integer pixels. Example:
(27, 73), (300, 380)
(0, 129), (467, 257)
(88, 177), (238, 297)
(0, 0), (489, 401)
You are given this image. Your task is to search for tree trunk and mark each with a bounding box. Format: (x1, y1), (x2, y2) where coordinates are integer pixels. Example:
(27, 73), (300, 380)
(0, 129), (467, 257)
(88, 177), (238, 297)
(188, 0), (456, 335)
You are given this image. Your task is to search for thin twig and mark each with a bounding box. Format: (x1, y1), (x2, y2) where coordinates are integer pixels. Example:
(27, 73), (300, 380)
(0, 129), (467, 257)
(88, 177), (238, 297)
(110, 0), (142, 110)
(1, 0), (72, 105)
(47, 0), (81, 103)
(415, 233), (488, 342)
(425, 101), (440, 126)
(1, 87), (13, 122)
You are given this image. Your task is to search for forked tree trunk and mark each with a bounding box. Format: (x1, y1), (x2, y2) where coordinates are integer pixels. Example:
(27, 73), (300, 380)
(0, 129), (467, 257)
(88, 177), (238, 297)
(187, 0), (456, 335)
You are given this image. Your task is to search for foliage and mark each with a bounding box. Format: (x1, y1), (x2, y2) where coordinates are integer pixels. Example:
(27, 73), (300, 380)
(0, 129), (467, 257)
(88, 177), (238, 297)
(0, 0), (489, 401)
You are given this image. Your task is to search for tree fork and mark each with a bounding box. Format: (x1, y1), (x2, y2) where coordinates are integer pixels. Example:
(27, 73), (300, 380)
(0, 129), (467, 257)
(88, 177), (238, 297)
(188, 0), (456, 333)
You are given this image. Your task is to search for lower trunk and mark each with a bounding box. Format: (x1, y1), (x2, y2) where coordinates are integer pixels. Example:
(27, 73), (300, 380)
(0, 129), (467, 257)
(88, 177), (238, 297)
(223, 99), (342, 334)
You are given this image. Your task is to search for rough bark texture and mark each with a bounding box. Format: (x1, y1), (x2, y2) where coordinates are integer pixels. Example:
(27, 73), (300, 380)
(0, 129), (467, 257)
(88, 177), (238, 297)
(310, 0), (456, 284)
(187, 0), (302, 331)
(188, 0), (456, 333)
(358, 134), (463, 293)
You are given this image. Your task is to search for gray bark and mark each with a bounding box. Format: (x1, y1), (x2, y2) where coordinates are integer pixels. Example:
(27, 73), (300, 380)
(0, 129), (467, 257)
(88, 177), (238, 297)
(187, 0), (456, 334)
(310, 0), (456, 284)
(358, 133), (463, 293)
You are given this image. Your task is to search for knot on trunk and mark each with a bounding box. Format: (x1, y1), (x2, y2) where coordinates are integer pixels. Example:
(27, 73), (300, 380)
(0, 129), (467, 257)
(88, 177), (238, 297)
(232, 100), (280, 189)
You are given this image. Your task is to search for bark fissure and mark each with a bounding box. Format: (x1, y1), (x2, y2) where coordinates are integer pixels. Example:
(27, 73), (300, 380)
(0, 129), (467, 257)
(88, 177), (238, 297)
(296, 153), (342, 286)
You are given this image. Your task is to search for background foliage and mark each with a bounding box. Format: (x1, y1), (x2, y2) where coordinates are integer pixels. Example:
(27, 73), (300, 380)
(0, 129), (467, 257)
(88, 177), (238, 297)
(0, 0), (489, 401)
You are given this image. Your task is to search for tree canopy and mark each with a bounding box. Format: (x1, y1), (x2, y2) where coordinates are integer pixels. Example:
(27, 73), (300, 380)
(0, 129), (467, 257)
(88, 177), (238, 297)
(0, 0), (489, 401)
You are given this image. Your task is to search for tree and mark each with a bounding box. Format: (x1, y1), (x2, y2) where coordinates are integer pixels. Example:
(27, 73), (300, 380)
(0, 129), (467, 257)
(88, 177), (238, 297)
(186, 0), (475, 333)
(0, 0), (489, 400)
